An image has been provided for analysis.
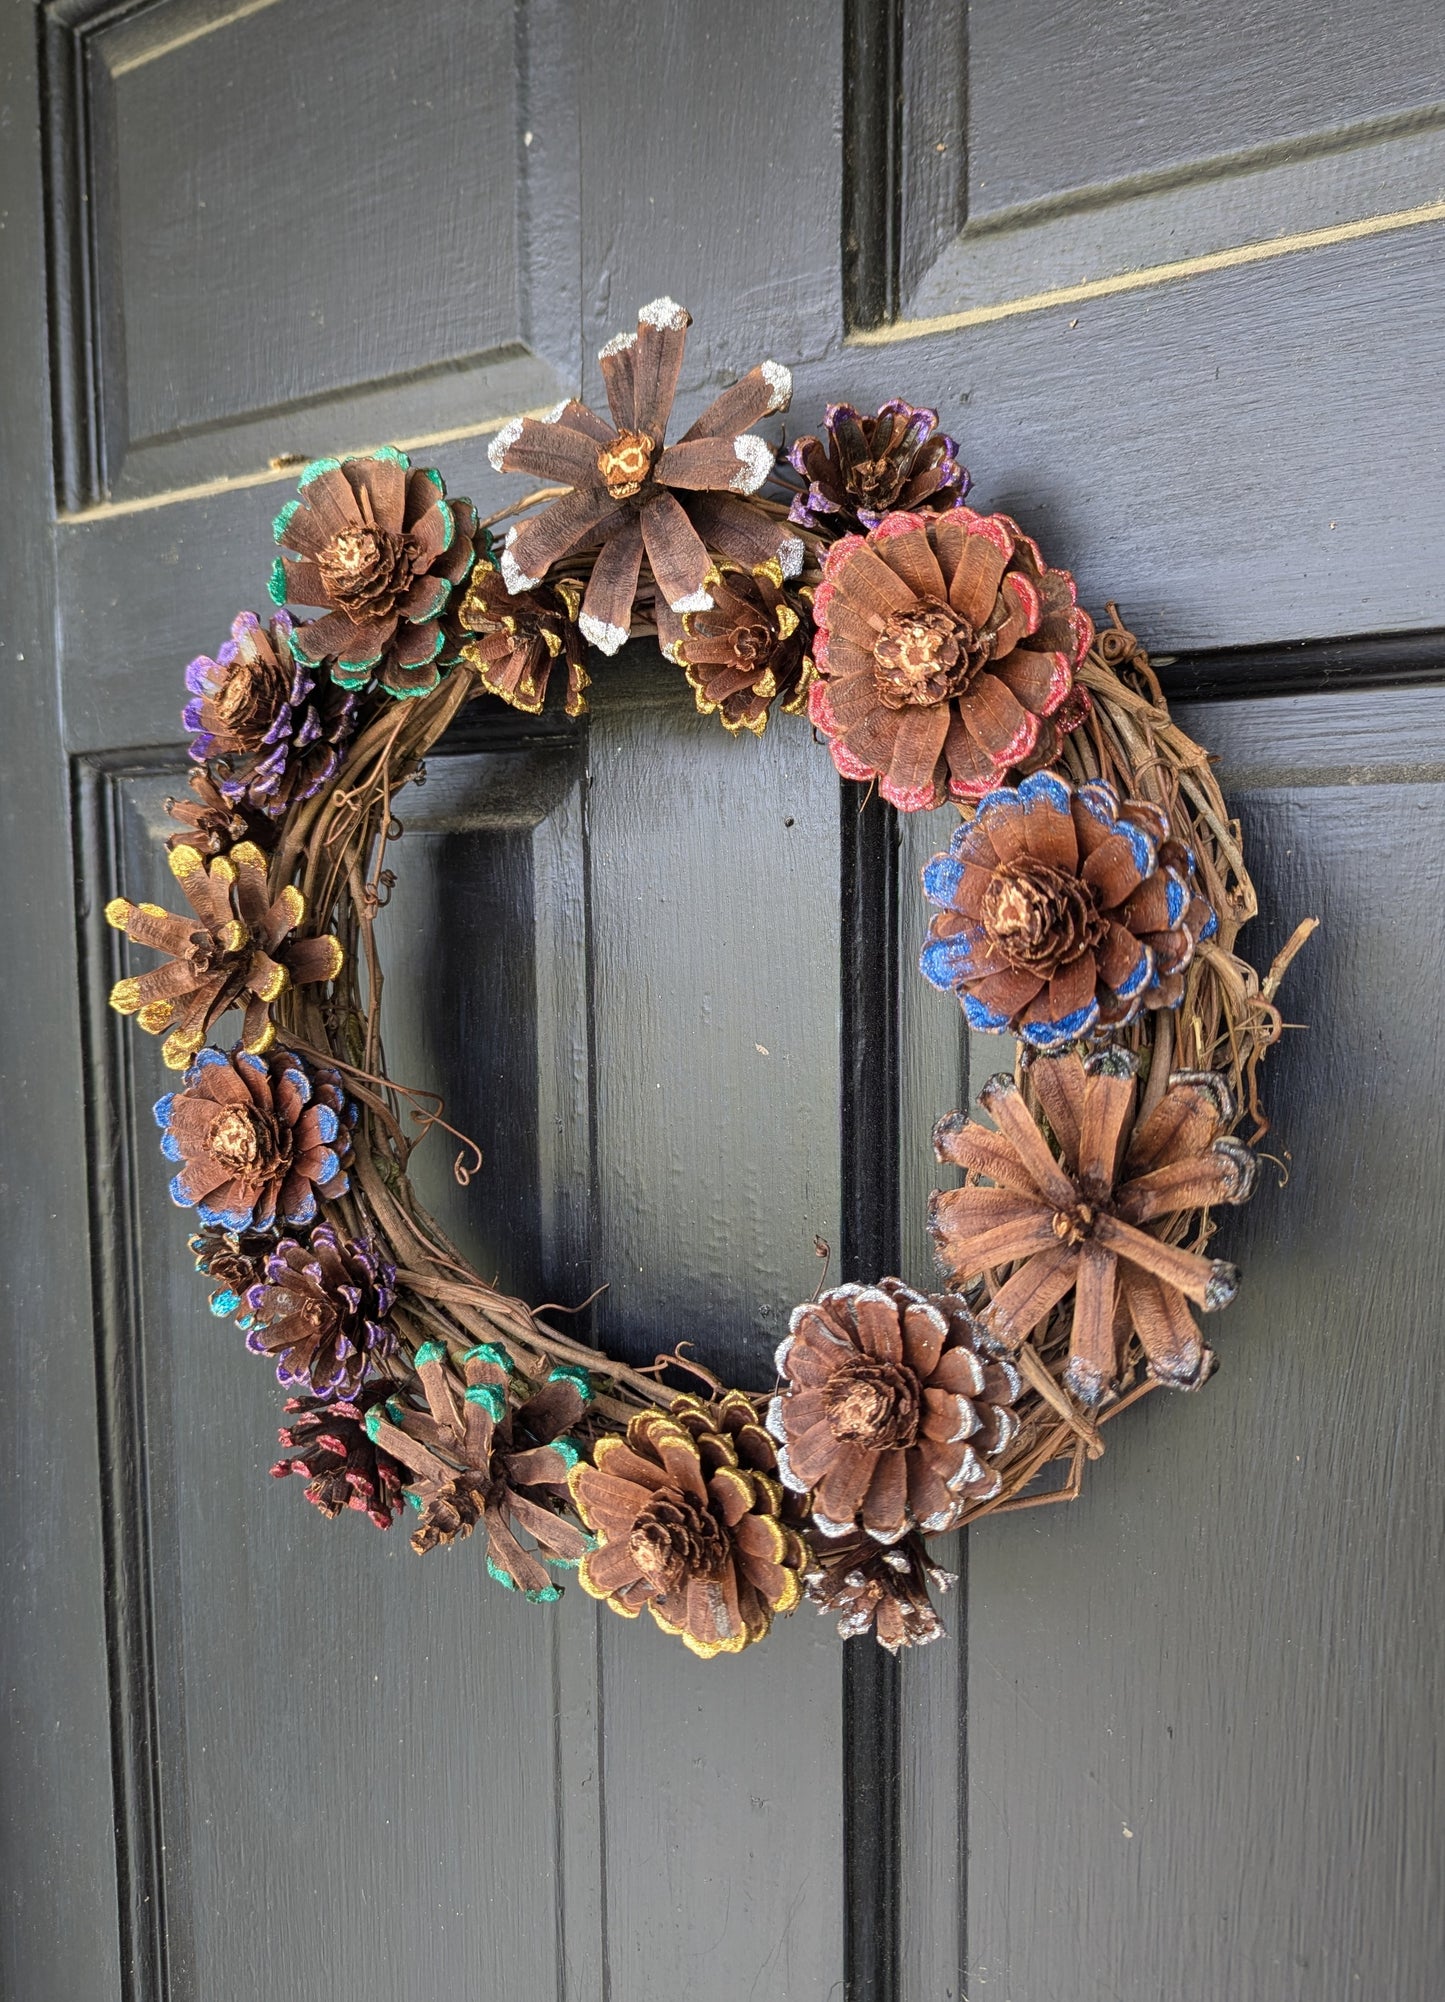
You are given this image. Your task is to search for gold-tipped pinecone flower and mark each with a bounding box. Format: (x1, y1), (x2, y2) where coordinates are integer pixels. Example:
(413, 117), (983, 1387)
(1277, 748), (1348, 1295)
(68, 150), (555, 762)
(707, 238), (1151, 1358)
(656, 560), (814, 736)
(458, 561), (589, 716)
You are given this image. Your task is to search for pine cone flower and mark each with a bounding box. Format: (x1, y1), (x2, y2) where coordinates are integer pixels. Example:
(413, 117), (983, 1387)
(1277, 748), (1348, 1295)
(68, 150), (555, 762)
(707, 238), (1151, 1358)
(271, 1384), (409, 1530)
(766, 1280), (1020, 1541)
(155, 1045), (353, 1233)
(183, 610), (359, 820)
(164, 768), (272, 858)
(458, 560), (589, 717)
(569, 1405), (806, 1657)
(919, 771), (1218, 1048)
(809, 510), (1093, 809)
(788, 400), (970, 535)
(371, 1343), (592, 1590)
(107, 841), (344, 1069)
(188, 1223), (267, 1316)
(804, 1527), (956, 1652)
(241, 1224), (397, 1398)
(487, 298), (799, 653)
(271, 447), (478, 699)
(929, 1051), (1259, 1402)
(655, 559), (814, 736)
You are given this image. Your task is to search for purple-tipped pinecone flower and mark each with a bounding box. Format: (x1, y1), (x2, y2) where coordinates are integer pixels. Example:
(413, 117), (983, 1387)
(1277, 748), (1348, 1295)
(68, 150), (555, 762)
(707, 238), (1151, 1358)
(242, 1224), (397, 1398)
(788, 401), (970, 536)
(271, 1382), (409, 1529)
(183, 610), (358, 820)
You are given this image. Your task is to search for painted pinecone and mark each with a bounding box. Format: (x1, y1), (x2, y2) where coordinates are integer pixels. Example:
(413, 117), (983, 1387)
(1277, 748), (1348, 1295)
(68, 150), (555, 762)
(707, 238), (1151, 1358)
(271, 1383), (409, 1530)
(184, 610), (359, 820)
(804, 1527), (956, 1652)
(106, 840), (343, 1069)
(188, 1224), (268, 1316)
(655, 560), (814, 736)
(241, 1224), (397, 1398)
(156, 1045), (353, 1233)
(272, 448), (478, 699)
(458, 561), (589, 717)
(810, 510), (1093, 810)
(788, 400), (970, 535)
(766, 1280), (1021, 1541)
(919, 770), (1218, 1049)
(930, 1051), (1258, 1402)
(489, 297), (799, 652)
(164, 768), (272, 858)
(570, 1404), (806, 1658)
(370, 1343), (592, 1589)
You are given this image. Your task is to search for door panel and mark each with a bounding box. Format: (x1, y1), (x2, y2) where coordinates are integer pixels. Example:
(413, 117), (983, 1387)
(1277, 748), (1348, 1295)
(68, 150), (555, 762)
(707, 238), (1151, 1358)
(5, 3), (1444, 2000)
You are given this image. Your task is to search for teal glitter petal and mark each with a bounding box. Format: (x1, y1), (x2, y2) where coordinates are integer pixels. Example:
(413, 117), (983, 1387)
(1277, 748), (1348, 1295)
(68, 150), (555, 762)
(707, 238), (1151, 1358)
(209, 1289), (240, 1318)
(367, 444), (410, 470)
(464, 1383), (507, 1422)
(405, 1488), (422, 1511)
(413, 1339), (447, 1368)
(385, 1399), (406, 1423)
(298, 455), (342, 488)
(486, 1555), (518, 1592)
(419, 464), (445, 495)
(527, 1583), (563, 1604)
(463, 1340), (514, 1375)
(377, 667), (441, 701)
(548, 1436), (582, 1470)
(364, 1408), (384, 1441)
(547, 1364), (595, 1405)
(330, 661), (374, 693)
(267, 557), (288, 606)
(272, 498), (301, 546)
(434, 497), (455, 554)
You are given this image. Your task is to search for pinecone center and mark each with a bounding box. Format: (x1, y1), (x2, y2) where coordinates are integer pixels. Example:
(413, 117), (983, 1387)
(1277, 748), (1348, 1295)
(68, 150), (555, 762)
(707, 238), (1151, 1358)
(318, 527), (413, 616)
(628, 1492), (727, 1590)
(597, 431), (656, 501)
(214, 664), (272, 732)
(731, 617), (773, 665)
(872, 602), (979, 708)
(980, 862), (1107, 974)
(824, 1356), (921, 1448)
(207, 1105), (279, 1176)
(1051, 1201), (1097, 1246)
(851, 452), (905, 509)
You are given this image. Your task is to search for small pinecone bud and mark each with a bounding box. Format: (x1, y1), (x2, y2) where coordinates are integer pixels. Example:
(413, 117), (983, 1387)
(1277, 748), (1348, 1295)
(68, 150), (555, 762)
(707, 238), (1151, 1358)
(804, 1528), (956, 1651)
(165, 768), (272, 857)
(242, 1223), (397, 1398)
(410, 1472), (489, 1555)
(788, 400), (970, 535)
(458, 561), (589, 717)
(188, 1224), (267, 1316)
(271, 1383), (408, 1529)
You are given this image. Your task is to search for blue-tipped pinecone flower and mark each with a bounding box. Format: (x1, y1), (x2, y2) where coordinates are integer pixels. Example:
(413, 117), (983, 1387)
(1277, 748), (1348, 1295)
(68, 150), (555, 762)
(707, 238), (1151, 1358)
(241, 1224), (396, 1398)
(155, 1045), (353, 1233)
(271, 447), (478, 700)
(788, 400), (970, 535)
(184, 610), (358, 819)
(919, 771), (1217, 1048)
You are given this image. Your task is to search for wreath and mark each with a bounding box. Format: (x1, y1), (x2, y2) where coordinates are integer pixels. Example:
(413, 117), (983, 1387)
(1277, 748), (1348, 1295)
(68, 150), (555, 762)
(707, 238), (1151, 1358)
(105, 299), (1314, 1659)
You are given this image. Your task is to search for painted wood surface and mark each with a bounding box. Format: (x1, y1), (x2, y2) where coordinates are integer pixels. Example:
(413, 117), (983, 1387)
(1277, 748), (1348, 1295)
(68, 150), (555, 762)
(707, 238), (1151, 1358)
(2, 3), (1443, 1998)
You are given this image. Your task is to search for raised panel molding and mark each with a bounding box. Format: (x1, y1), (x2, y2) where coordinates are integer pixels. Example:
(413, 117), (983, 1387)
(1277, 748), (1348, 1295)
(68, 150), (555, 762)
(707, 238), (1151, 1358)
(43, 0), (581, 511)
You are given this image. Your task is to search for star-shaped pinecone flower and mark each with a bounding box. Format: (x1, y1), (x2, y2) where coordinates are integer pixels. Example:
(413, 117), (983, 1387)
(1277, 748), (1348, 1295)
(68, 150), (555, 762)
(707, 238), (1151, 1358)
(809, 510), (1094, 809)
(369, 1344), (593, 1591)
(569, 1403), (806, 1658)
(270, 1383), (410, 1530)
(240, 1224), (397, 1398)
(488, 297), (799, 652)
(107, 841), (343, 1069)
(458, 560), (589, 717)
(272, 448), (478, 699)
(920, 771), (1218, 1049)
(803, 1526), (956, 1652)
(655, 559), (814, 736)
(766, 1279), (1021, 1541)
(788, 399), (970, 535)
(929, 1050), (1259, 1402)
(156, 1045), (353, 1233)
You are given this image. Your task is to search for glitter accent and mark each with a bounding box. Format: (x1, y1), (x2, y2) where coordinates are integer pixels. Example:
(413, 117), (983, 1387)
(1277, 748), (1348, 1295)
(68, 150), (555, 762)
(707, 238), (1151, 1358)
(669, 585), (714, 615)
(542, 398), (572, 423)
(500, 529), (542, 595)
(579, 611), (629, 654)
(637, 295), (690, 331)
(760, 360), (792, 412)
(487, 416), (525, 472)
(777, 533), (805, 579)
(730, 434), (775, 493)
(598, 328), (638, 359)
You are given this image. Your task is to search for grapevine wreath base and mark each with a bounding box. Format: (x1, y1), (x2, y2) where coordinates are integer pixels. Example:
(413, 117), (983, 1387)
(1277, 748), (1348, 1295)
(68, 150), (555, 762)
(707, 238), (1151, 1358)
(108, 300), (1315, 1658)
